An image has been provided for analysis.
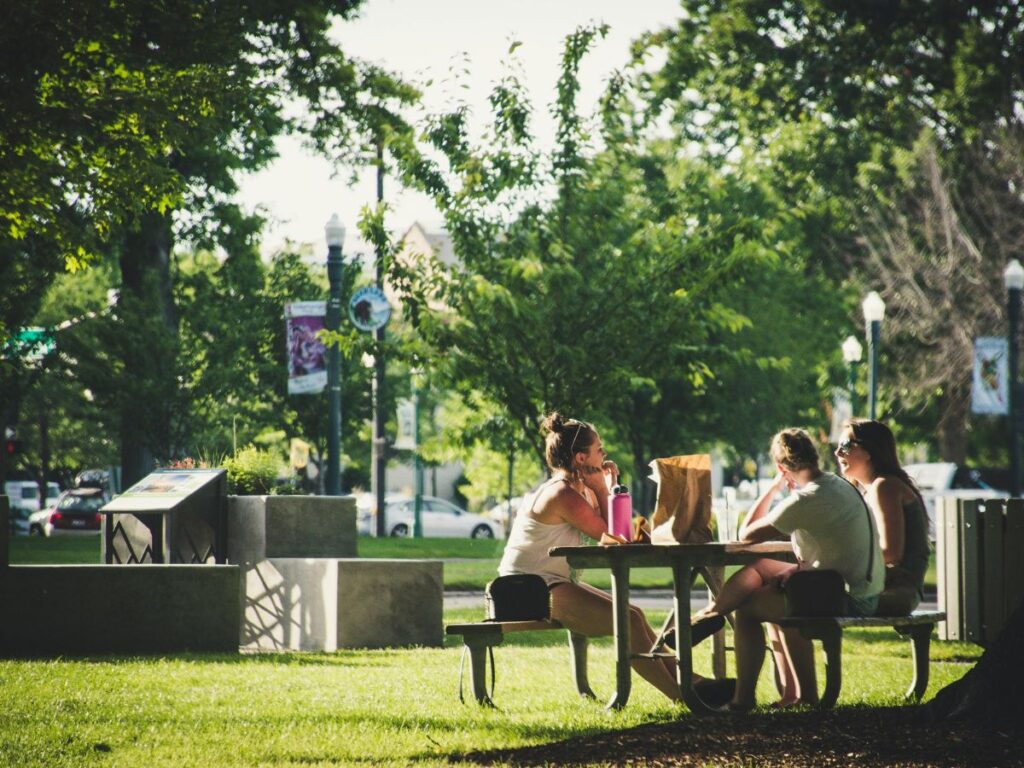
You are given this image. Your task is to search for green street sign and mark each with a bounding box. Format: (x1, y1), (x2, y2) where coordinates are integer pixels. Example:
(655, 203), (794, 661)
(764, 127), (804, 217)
(3, 327), (56, 362)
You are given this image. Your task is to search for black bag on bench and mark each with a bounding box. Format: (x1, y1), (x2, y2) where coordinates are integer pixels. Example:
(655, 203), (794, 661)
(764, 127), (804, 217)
(485, 574), (550, 621)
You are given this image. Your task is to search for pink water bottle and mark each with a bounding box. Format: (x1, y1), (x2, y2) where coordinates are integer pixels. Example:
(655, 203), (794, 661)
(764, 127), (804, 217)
(609, 477), (633, 539)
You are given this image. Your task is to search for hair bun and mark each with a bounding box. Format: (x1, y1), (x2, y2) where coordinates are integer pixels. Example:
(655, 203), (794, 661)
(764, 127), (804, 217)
(542, 411), (565, 433)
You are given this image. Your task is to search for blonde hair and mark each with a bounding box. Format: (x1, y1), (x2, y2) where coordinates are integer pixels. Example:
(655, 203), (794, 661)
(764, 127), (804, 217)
(769, 428), (819, 472)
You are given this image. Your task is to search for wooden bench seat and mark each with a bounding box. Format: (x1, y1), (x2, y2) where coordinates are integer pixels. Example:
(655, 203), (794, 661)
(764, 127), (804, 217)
(445, 620), (596, 706)
(776, 610), (945, 708)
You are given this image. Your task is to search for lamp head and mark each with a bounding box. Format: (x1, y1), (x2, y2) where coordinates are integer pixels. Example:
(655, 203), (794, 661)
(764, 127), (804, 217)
(1005, 259), (1024, 291)
(841, 335), (863, 363)
(325, 214), (346, 248)
(862, 291), (886, 324)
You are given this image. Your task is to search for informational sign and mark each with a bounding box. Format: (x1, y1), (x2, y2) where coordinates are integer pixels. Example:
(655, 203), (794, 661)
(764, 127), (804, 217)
(285, 301), (327, 395)
(102, 469), (225, 513)
(394, 398), (416, 450)
(348, 286), (391, 332)
(972, 336), (1008, 415)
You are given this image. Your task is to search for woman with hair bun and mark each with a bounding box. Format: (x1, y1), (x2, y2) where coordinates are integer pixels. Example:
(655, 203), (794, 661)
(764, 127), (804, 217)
(498, 412), (687, 701)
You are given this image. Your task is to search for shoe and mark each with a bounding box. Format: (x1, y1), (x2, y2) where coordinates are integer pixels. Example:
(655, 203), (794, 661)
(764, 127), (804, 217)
(659, 614), (725, 651)
(691, 614), (726, 646)
(693, 677), (736, 708)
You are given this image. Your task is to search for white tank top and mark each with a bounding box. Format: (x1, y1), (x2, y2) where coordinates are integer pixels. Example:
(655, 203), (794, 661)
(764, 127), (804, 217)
(498, 480), (584, 586)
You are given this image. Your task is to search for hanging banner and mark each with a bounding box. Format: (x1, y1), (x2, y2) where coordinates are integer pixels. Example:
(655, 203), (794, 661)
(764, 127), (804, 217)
(972, 336), (1008, 415)
(394, 397), (416, 450)
(285, 301), (327, 395)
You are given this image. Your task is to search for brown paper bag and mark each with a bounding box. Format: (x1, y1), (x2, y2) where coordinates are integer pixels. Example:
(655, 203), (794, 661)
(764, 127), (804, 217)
(648, 454), (713, 544)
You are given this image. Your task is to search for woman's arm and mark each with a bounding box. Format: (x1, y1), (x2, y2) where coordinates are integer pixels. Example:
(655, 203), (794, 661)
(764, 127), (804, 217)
(556, 487), (609, 540)
(866, 476), (905, 566)
(738, 472), (788, 539)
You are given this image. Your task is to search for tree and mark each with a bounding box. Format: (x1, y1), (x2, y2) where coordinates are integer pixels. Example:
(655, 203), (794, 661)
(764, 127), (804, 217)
(2, 0), (417, 485)
(639, 1), (1024, 458)
(390, 26), (837, 512)
(857, 127), (1024, 462)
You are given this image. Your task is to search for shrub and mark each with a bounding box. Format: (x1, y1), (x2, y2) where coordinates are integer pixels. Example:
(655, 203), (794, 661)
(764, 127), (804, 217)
(224, 446), (282, 495)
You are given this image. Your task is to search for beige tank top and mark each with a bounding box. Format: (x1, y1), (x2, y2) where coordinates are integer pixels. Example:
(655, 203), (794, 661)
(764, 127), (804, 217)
(497, 478), (586, 586)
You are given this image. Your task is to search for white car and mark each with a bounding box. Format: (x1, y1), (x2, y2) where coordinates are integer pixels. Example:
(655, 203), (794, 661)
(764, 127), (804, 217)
(485, 496), (523, 531)
(4, 480), (60, 535)
(357, 494), (502, 538)
(903, 462), (1006, 539)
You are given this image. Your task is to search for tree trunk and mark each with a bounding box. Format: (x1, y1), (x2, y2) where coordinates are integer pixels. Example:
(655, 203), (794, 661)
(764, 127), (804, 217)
(118, 212), (176, 488)
(937, 379), (970, 465)
(927, 598), (1024, 731)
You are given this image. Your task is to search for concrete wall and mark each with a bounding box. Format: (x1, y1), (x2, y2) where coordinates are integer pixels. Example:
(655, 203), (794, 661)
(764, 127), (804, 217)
(227, 495), (357, 561)
(336, 558), (443, 648)
(0, 565), (240, 656)
(239, 558), (443, 652)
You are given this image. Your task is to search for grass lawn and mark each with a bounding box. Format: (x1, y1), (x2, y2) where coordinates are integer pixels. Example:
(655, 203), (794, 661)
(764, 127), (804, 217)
(0, 603), (981, 768)
(3, 537), (978, 766)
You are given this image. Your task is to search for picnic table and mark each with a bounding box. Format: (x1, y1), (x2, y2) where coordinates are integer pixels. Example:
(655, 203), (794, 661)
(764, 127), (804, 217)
(549, 540), (796, 713)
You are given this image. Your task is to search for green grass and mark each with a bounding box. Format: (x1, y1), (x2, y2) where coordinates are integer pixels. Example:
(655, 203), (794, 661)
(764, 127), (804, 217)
(3, 537), (978, 766)
(0, 605), (982, 768)
(7, 535), (944, 593)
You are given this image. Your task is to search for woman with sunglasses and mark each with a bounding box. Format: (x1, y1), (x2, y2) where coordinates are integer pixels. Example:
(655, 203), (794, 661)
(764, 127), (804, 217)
(498, 412), (705, 703)
(835, 418), (930, 616)
(690, 427), (884, 711)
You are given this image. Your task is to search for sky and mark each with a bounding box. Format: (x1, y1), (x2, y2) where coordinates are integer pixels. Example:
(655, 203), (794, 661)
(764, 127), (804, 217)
(236, 0), (683, 259)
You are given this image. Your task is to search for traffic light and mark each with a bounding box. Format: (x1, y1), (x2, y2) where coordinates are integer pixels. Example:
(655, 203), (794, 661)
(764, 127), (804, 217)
(4, 436), (22, 456)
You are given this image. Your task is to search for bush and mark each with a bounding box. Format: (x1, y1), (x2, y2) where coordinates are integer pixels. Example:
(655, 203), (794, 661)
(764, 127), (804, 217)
(224, 446), (282, 495)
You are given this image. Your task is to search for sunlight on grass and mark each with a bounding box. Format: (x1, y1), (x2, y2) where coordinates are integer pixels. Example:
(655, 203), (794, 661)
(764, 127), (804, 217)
(0, 607), (982, 768)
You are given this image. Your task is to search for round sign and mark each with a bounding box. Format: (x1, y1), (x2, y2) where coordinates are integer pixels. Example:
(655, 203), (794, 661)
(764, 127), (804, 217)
(348, 286), (392, 332)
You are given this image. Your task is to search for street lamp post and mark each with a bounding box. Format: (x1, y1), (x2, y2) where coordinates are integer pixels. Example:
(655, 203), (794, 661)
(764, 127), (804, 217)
(862, 291), (886, 420)
(841, 335), (863, 416)
(1005, 259), (1024, 497)
(324, 214), (346, 496)
(412, 371), (424, 538)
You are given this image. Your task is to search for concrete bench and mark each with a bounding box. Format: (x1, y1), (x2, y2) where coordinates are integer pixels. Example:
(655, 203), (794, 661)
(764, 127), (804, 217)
(776, 610), (945, 708)
(446, 620), (596, 706)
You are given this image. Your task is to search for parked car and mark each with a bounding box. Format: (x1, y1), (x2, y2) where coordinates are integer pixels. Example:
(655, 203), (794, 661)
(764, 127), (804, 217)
(903, 462), (1007, 539)
(485, 496), (523, 530)
(4, 480), (60, 535)
(28, 487), (108, 537)
(357, 494), (502, 538)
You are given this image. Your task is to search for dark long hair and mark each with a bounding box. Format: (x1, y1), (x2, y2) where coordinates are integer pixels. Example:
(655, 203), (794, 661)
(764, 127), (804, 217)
(843, 418), (925, 506)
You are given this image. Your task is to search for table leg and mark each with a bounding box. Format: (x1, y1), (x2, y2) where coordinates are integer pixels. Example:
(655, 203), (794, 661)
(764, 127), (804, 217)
(606, 557), (632, 710)
(673, 559), (715, 715)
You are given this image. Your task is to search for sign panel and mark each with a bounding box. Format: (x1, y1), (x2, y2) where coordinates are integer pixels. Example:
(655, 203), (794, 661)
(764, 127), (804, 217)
(972, 336), (1008, 415)
(285, 301), (328, 395)
(348, 286), (391, 332)
(102, 469), (225, 513)
(394, 398), (416, 450)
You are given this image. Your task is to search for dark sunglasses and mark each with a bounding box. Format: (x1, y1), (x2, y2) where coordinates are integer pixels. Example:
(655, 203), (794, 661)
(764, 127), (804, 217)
(835, 439), (862, 457)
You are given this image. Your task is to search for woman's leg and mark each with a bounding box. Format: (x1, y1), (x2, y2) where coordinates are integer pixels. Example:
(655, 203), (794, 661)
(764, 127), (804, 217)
(551, 581), (681, 702)
(779, 626), (818, 704)
(765, 623), (799, 705)
(730, 584), (788, 710)
(700, 559), (795, 618)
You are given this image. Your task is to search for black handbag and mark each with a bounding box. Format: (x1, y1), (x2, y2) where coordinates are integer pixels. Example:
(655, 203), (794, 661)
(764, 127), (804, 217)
(484, 574), (551, 621)
(782, 479), (877, 618)
(783, 569), (846, 617)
